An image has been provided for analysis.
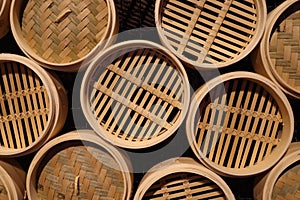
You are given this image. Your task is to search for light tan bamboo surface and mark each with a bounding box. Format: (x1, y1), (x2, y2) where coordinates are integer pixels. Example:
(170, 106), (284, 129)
(26, 130), (133, 200)
(0, 54), (68, 157)
(254, 142), (300, 200)
(10, 0), (117, 72)
(0, 0), (11, 39)
(134, 157), (235, 199)
(81, 40), (190, 149)
(155, 0), (266, 69)
(186, 71), (294, 177)
(252, 0), (300, 99)
(0, 159), (26, 200)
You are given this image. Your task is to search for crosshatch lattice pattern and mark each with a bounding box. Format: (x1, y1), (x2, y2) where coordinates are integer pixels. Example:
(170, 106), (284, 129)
(90, 48), (185, 143)
(195, 78), (283, 169)
(272, 162), (300, 200)
(0, 62), (49, 149)
(269, 8), (300, 91)
(143, 172), (226, 199)
(21, 0), (109, 64)
(37, 143), (125, 200)
(159, 0), (258, 64)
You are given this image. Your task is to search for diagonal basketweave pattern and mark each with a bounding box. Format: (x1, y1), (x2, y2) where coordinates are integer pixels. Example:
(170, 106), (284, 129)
(269, 9), (300, 92)
(0, 61), (49, 149)
(158, 0), (259, 64)
(90, 48), (184, 144)
(196, 78), (283, 169)
(0, 179), (8, 200)
(37, 143), (125, 200)
(144, 172), (226, 199)
(21, 0), (109, 64)
(272, 162), (300, 200)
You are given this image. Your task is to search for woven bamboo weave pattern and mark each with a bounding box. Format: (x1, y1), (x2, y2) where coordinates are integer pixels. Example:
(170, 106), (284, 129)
(90, 48), (184, 143)
(196, 78), (283, 169)
(0, 61), (49, 150)
(158, 0), (258, 64)
(144, 172), (226, 199)
(21, 0), (109, 64)
(272, 162), (300, 200)
(37, 142), (125, 200)
(269, 9), (300, 91)
(0, 180), (8, 200)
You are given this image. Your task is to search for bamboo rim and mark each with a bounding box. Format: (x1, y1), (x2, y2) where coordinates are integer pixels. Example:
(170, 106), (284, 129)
(186, 71), (294, 177)
(0, 0), (10, 39)
(134, 157), (235, 200)
(155, 0), (267, 69)
(81, 40), (190, 149)
(0, 54), (66, 156)
(26, 130), (133, 200)
(10, 0), (117, 72)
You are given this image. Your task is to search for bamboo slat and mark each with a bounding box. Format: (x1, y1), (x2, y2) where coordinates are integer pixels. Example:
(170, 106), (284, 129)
(81, 40), (190, 149)
(186, 71), (294, 177)
(155, 0), (266, 69)
(134, 157), (235, 200)
(0, 54), (68, 157)
(10, 0), (117, 72)
(252, 0), (300, 99)
(26, 130), (133, 200)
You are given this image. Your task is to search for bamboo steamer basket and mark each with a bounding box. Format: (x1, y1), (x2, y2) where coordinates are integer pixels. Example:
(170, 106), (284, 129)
(0, 54), (68, 157)
(254, 142), (300, 200)
(81, 40), (190, 149)
(10, 0), (117, 72)
(186, 71), (294, 177)
(134, 157), (235, 199)
(155, 0), (266, 69)
(26, 130), (133, 200)
(0, 0), (10, 39)
(252, 0), (300, 99)
(0, 159), (26, 200)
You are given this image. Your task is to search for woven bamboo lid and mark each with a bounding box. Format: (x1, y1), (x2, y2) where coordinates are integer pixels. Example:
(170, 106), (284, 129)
(134, 157), (235, 199)
(10, 0), (117, 72)
(252, 0), (300, 99)
(0, 54), (68, 157)
(254, 142), (300, 200)
(26, 130), (133, 200)
(81, 40), (190, 149)
(186, 71), (294, 177)
(155, 0), (266, 69)
(0, 0), (10, 39)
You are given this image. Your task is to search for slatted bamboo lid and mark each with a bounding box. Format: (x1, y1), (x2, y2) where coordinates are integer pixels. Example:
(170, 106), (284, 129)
(134, 157), (235, 199)
(252, 0), (300, 99)
(26, 130), (133, 200)
(0, 0), (10, 39)
(186, 71), (294, 177)
(10, 0), (117, 72)
(0, 54), (68, 156)
(155, 0), (266, 69)
(81, 40), (190, 149)
(254, 142), (300, 200)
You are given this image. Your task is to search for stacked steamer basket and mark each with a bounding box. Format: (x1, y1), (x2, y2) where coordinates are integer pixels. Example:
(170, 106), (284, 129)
(186, 71), (294, 177)
(26, 130), (133, 200)
(0, 0), (10, 39)
(0, 54), (68, 157)
(155, 0), (266, 69)
(252, 0), (300, 99)
(81, 40), (190, 149)
(10, 0), (118, 72)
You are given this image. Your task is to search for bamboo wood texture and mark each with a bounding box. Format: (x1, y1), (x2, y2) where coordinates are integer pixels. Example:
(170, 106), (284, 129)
(186, 71), (294, 177)
(26, 130), (133, 200)
(134, 157), (235, 200)
(0, 0), (10, 39)
(0, 159), (26, 200)
(252, 0), (300, 99)
(254, 142), (300, 200)
(10, 0), (117, 72)
(155, 0), (266, 69)
(81, 40), (190, 149)
(0, 54), (68, 157)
